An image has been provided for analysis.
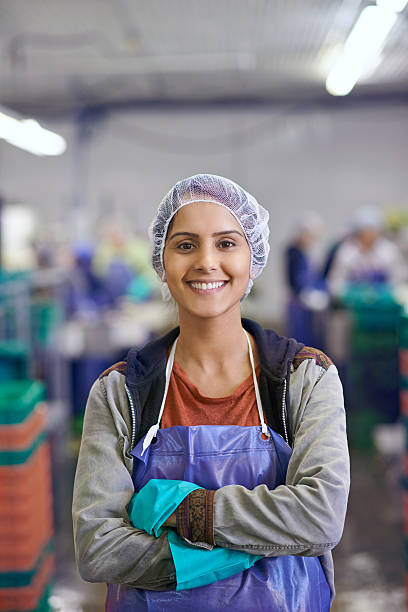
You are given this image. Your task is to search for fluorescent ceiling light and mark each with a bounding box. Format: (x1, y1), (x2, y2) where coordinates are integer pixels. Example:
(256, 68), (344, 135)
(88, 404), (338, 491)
(326, 4), (399, 96)
(377, 0), (408, 13)
(0, 110), (66, 156)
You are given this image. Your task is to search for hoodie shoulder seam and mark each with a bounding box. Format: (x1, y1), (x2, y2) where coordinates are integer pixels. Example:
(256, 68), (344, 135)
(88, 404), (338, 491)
(99, 361), (127, 379)
(293, 347), (333, 371)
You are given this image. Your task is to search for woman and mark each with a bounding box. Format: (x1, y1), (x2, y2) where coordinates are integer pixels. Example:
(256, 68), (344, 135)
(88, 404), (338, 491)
(72, 174), (349, 610)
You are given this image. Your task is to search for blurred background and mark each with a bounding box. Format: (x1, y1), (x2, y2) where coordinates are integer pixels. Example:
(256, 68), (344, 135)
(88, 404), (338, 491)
(0, 1), (407, 610)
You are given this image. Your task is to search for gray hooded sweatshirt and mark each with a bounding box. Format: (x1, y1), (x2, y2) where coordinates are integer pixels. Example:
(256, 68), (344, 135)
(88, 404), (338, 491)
(72, 318), (350, 603)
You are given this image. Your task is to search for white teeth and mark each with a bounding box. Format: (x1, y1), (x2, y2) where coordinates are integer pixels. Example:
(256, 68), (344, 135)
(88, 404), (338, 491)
(190, 281), (225, 290)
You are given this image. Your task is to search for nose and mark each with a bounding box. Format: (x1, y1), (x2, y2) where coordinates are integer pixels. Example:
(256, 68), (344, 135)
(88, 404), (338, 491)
(192, 244), (217, 273)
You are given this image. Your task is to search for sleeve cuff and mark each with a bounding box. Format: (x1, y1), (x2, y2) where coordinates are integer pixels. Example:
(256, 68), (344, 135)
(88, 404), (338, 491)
(176, 489), (215, 547)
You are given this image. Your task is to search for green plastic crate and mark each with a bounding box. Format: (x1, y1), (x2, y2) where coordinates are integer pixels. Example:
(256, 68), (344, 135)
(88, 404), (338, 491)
(29, 583), (52, 612)
(353, 307), (401, 330)
(35, 583), (52, 612)
(343, 284), (402, 330)
(0, 380), (45, 426)
(72, 415), (84, 437)
(348, 410), (378, 451)
(0, 432), (47, 466)
(350, 328), (398, 353)
(0, 540), (53, 588)
(0, 342), (29, 382)
(400, 315), (408, 348)
(30, 300), (63, 348)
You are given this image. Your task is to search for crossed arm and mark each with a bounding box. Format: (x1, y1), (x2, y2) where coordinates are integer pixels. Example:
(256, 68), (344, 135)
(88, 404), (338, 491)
(73, 363), (349, 587)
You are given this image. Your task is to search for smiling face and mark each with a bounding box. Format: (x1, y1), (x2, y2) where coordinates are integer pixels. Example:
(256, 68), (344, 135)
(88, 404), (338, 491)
(163, 202), (251, 321)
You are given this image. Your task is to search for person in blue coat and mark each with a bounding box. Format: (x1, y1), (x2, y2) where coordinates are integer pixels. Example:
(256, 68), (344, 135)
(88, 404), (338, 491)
(285, 212), (328, 347)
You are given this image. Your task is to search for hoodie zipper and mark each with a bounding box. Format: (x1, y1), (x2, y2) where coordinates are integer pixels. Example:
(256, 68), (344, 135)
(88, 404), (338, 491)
(125, 384), (136, 451)
(281, 378), (289, 445)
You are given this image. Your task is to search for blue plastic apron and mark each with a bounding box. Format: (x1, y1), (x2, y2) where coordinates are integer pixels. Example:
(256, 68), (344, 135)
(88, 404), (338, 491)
(106, 332), (330, 611)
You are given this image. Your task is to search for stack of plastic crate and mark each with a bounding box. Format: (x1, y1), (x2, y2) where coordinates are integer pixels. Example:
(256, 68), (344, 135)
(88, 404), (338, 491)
(343, 284), (402, 449)
(0, 380), (54, 612)
(0, 272), (31, 345)
(399, 312), (408, 608)
(401, 314), (408, 413)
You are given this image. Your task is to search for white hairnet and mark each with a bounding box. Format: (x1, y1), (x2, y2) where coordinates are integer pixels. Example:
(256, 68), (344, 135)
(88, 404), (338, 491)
(292, 210), (323, 238)
(148, 174), (270, 300)
(351, 206), (382, 232)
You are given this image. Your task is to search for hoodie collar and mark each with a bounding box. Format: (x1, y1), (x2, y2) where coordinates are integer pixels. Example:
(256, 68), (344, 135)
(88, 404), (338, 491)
(126, 317), (303, 387)
(241, 318), (303, 380)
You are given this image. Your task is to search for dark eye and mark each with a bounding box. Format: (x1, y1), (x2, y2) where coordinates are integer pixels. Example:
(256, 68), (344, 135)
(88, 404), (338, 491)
(218, 240), (235, 248)
(177, 242), (195, 251)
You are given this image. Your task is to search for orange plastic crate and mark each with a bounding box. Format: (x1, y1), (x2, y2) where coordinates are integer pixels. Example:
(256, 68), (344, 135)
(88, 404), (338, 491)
(0, 462), (50, 498)
(0, 518), (51, 547)
(0, 440), (53, 574)
(0, 508), (53, 572)
(0, 407), (47, 451)
(400, 349), (408, 379)
(404, 491), (408, 534)
(0, 508), (51, 538)
(0, 553), (54, 611)
(0, 443), (50, 487)
(401, 389), (408, 418)
(0, 450), (52, 521)
(0, 527), (52, 572)
(0, 476), (50, 511)
(0, 467), (50, 502)
(0, 496), (52, 539)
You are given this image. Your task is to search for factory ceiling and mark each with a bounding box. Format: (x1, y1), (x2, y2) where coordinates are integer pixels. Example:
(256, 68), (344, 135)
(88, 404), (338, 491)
(0, 0), (407, 116)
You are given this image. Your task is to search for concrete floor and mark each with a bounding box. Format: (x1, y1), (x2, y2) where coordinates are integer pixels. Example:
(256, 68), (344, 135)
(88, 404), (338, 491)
(332, 448), (405, 611)
(49, 444), (406, 612)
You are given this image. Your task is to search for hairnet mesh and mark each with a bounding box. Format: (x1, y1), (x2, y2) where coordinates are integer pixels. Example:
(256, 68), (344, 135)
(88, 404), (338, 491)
(148, 174), (270, 300)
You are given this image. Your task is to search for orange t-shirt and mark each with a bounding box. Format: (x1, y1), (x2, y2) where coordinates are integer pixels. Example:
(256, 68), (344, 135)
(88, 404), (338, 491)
(161, 361), (262, 429)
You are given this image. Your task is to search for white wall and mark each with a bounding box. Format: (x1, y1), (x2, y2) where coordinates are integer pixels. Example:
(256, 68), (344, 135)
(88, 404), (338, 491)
(1, 102), (407, 322)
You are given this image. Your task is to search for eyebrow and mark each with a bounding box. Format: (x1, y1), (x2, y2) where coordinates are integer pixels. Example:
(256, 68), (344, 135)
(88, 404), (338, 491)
(168, 230), (244, 241)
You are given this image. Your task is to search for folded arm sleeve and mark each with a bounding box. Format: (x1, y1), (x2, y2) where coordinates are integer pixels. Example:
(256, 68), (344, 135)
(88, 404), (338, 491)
(72, 377), (176, 589)
(177, 489), (215, 546)
(178, 363), (350, 557)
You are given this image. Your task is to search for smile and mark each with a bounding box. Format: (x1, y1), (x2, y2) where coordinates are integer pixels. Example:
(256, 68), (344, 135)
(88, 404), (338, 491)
(187, 281), (227, 294)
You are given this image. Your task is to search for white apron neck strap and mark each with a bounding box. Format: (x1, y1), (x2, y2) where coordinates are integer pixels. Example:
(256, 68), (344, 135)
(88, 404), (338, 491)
(141, 330), (268, 454)
(244, 330), (270, 438)
(141, 336), (178, 455)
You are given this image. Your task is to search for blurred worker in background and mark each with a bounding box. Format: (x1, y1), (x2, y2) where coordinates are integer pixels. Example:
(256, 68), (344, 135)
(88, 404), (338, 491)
(93, 224), (158, 306)
(321, 231), (350, 283)
(65, 243), (108, 317)
(285, 211), (328, 347)
(328, 206), (405, 298)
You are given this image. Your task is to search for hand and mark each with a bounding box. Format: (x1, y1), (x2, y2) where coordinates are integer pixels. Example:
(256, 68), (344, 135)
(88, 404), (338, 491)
(162, 511), (177, 529)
